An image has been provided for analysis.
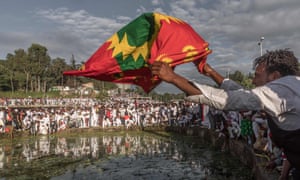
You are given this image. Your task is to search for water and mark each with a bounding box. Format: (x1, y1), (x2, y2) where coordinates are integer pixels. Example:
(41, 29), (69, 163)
(0, 131), (252, 180)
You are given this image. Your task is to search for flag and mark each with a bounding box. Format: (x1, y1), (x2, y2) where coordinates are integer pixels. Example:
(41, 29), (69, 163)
(63, 12), (212, 93)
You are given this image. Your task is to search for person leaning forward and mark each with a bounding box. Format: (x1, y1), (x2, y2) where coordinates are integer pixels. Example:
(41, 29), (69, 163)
(151, 49), (300, 178)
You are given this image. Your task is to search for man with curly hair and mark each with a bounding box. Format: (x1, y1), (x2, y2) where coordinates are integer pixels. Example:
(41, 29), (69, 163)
(151, 49), (300, 179)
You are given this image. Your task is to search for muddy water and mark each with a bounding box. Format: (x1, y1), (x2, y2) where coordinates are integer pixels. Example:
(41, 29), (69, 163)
(0, 131), (252, 180)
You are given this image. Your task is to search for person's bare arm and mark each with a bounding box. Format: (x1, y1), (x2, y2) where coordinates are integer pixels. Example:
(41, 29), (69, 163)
(202, 64), (225, 86)
(151, 61), (201, 95)
(194, 59), (225, 86)
(279, 159), (291, 180)
(151, 61), (226, 95)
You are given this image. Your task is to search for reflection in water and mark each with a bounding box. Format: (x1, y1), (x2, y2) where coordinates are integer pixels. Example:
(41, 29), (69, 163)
(0, 133), (251, 179)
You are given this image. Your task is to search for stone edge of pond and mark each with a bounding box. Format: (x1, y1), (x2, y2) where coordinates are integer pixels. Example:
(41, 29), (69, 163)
(0, 126), (166, 141)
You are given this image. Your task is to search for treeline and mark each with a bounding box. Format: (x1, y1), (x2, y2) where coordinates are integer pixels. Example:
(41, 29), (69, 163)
(0, 43), (116, 93)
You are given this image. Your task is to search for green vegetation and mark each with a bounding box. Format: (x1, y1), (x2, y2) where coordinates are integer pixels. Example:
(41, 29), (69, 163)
(0, 43), (117, 94)
(229, 71), (255, 89)
(0, 91), (60, 98)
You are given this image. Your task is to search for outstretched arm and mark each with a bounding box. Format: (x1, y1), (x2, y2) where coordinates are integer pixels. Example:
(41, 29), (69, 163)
(202, 64), (225, 86)
(151, 61), (201, 95)
(193, 58), (225, 86)
(151, 61), (225, 95)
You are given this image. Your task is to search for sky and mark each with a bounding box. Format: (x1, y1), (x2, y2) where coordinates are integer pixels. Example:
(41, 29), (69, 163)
(1, 0), (300, 93)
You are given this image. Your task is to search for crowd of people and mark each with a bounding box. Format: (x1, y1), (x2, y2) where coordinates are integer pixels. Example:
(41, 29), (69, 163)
(0, 97), (203, 134)
(0, 96), (293, 178)
(206, 108), (287, 175)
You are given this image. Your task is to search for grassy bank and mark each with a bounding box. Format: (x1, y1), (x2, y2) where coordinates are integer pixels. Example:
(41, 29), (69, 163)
(0, 91), (61, 98)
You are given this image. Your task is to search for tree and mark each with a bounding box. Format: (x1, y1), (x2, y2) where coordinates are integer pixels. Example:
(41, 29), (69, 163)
(70, 54), (77, 87)
(0, 61), (11, 91)
(229, 70), (254, 89)
(229, 70), (244, 83)
(4, 53), (17, 92)
(12, 49), (29, 92)
(49, 57), (68, 86)
(27, 44), (51, 92)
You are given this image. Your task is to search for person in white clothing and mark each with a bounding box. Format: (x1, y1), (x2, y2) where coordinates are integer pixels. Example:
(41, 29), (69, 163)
(251, 111), (270, 151)
(113, 114), (122, 127)
(0, 108), (5, 133)
(151, 49), (300, 177)
(91, 105), (99, 127)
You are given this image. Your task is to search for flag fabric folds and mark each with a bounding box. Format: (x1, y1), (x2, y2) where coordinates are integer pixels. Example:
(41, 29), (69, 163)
(63, 12), (212, 93)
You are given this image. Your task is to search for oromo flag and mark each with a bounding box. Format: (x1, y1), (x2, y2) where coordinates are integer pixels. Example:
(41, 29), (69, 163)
(63, 12), (212, 93)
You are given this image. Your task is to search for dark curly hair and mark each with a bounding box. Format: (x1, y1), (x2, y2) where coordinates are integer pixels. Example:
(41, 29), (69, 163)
(253, 49), (299, 76)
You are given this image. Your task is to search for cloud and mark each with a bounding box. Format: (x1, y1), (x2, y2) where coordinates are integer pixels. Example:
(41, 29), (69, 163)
(34, 8), (131, 63)
(36, 8), (127, 36)
(165, 0), (300, 69)
(2, 0), (300, 94)
(0, 32), (40, 58)
(151, 0), (161, 6)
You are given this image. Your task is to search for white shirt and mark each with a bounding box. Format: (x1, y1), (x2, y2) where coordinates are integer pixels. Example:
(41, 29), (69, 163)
(185, 76), (300, 131)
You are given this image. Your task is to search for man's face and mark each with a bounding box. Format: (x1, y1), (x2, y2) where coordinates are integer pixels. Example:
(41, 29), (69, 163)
(252, 63), (272, 87)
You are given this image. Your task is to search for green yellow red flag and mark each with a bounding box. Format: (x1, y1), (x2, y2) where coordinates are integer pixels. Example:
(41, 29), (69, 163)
(63, 12), (212, 93)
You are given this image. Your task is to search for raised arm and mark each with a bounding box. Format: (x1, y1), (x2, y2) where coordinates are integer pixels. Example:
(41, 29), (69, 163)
(202, 64), (225, 86)
(151, 60), (225, 95)
(151, 61), (201, 95)
(193, 58), (225, 86)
